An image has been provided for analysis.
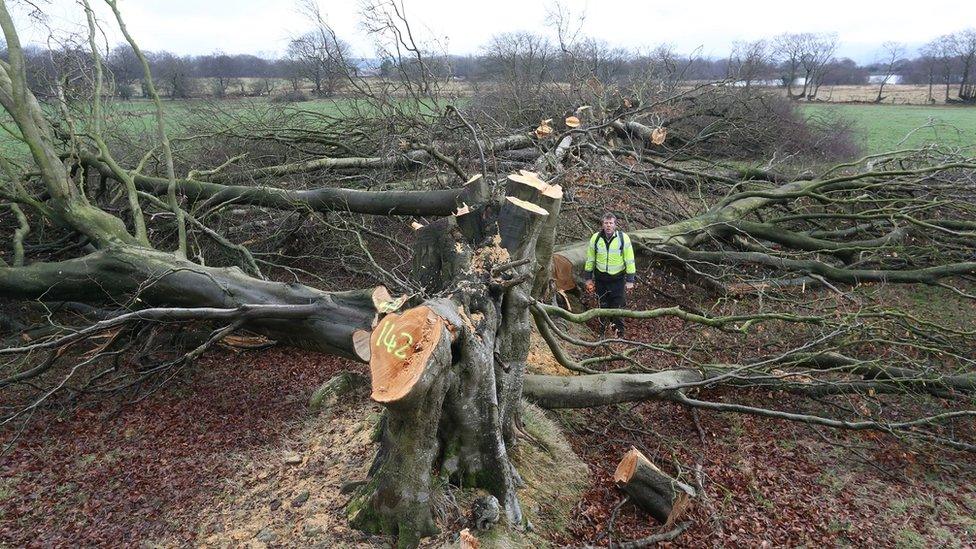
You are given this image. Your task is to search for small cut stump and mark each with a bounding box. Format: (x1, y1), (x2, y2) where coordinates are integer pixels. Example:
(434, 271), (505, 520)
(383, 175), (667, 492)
(613, 447), (696, 525)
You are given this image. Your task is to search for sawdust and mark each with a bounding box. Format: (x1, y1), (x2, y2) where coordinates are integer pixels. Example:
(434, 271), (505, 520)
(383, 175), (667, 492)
(196, 396), (383, 548)
(510, 403), (589, 540)
(193, 385), (587, 548)
(457, 305), (479, 335)
(526, 331), (570, 376)
(471, 235), (511, 274)
(443, 403), (590, 547)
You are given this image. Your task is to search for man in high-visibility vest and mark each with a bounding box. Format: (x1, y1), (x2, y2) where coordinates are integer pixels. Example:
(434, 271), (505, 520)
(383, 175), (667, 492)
(583, 212), (636, 338)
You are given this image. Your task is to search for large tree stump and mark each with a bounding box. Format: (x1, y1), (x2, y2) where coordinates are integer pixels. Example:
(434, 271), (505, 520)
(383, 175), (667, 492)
(613, 447), (696, 525)
(348, 175), (564, 547)
(348, 307), (454, 547)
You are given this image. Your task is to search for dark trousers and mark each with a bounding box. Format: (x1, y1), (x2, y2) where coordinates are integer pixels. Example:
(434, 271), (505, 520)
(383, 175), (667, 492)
(595, 274), (627, 337)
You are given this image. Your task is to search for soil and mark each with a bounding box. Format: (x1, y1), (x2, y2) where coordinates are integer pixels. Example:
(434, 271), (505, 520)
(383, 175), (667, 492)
(794, 84), (943, 105)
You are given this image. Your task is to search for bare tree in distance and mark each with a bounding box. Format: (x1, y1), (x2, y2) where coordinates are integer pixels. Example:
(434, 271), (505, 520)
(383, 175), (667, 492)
(953, 28), (976, 101)
(149, 51), (195, 99)
(801, 33), (837, 100)
(198, 51), (238, 98)
(475, 31), (561, 125)
(924, 33), (959, 102)
(728, 39), (773, 90)
(774, 32), (807, 98)
(105, 43), (140, 98)
(773, 32), (837, 100)
(286, 30), (352, 97)
(873, 41), (906, 103)
(917, 42), (941, 103)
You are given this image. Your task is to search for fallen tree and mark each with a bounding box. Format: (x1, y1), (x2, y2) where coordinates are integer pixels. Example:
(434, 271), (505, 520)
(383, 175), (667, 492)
(1, 2), (975, 547)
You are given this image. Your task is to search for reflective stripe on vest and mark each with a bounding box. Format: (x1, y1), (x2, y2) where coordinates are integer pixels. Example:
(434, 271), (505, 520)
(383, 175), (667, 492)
(591, 231), (626, 275)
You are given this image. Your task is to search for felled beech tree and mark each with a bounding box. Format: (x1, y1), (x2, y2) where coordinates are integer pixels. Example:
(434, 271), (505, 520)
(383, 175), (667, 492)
(0, 4), (561, 538)
(2, 2), (976, 547)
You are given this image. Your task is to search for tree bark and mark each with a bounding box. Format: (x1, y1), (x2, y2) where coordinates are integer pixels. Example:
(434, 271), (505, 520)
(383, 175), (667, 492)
(80, 152), (484, 216)
(347, 173), (563, 546)
(614, 447), (696, 525)
(0, 246), (379, 358)
(522, 370), (702, 408)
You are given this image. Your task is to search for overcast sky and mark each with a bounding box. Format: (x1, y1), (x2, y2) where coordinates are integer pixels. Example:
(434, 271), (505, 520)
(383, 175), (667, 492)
(8, 0), (976, 63)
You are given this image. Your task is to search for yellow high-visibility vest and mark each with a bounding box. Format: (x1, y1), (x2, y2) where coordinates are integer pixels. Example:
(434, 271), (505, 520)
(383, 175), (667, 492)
(584, 231), (636, 279)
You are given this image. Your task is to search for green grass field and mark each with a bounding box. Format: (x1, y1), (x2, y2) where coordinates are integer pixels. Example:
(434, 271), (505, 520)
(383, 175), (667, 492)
(0, 97), (428, 159)
(4, 99), (975, 164)
(0, 98), (349, 159)
(802, 103), (976, 155)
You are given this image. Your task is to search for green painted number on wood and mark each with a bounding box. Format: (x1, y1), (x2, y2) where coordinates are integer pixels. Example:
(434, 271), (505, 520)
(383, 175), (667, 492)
(393, 332), (413, 359)
(374, 322), (414, 360)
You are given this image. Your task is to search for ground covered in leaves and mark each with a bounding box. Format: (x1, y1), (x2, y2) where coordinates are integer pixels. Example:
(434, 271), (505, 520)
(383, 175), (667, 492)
(557, 400), (976, 547)
(553, 273), (976, 548)
(2, 277), (975, 547)
(0, 347), (358, 547)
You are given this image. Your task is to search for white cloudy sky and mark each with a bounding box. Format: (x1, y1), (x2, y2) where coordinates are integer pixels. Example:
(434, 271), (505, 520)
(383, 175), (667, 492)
(7, 0), (975, 62)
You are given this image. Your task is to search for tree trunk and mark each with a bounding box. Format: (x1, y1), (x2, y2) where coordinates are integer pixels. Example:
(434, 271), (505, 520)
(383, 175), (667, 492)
(0, 246), (380, 358)
(346, 173), (562, 547)
(522, 370), (703, 408)
(927, 69), (934, 103)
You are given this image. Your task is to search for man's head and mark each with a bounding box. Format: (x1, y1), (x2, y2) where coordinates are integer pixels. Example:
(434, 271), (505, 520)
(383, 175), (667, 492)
(601, 213), (617, 236)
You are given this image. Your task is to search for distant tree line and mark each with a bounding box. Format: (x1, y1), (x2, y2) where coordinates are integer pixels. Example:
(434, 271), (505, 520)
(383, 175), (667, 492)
(0, 29), (355, 101)
(446, 28), (976, 103)
(1, 27), (974, 102)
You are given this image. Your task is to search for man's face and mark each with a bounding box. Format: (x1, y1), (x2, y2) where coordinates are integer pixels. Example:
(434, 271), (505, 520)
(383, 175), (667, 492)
(602, 217), (616, 235)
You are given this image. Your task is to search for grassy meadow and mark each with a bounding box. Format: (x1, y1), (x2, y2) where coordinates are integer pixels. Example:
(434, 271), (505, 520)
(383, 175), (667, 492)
(802, 103), (976, 155)
(3, 92), (975, 163)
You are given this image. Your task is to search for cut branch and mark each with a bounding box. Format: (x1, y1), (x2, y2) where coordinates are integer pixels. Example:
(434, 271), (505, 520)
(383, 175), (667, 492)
(523, 370), (702, 408)
(80, 152), (480, 216)
(0, 248), (380, 358)
(614, 447), (695, 525)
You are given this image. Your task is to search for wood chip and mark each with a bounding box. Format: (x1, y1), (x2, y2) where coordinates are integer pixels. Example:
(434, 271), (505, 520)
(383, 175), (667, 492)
(460, 528), (480, 549)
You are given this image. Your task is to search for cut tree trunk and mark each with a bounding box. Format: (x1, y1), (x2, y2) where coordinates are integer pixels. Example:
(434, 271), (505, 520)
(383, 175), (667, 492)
(614, 447), (696, 525)
(347, 316), (454, 547)
(522, 370), (703, 408)
(79, 151), (489, 216)
(368, 306), (448, 404)
(504, 171), (564, 299)
(346, 171), (564, 547)
(0, 246), (381, 359)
